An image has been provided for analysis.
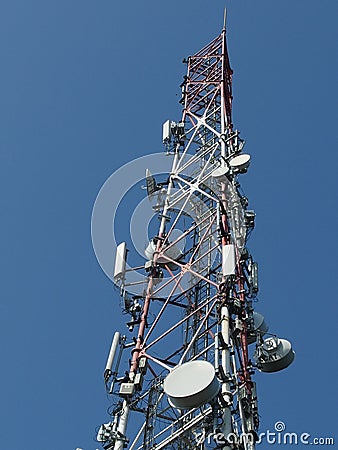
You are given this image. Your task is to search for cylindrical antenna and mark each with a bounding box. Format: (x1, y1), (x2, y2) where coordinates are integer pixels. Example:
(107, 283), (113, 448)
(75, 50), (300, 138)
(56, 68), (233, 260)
(104, 331), (120, 382)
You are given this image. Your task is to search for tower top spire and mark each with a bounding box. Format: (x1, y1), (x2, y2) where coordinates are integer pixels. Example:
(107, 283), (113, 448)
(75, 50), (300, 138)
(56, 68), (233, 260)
(223, 7), (227, 31)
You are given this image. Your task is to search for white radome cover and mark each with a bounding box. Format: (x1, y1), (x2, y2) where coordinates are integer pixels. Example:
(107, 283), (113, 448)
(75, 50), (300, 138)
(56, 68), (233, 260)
(229, 153), (251, 170)
(163, 360), (220, 409)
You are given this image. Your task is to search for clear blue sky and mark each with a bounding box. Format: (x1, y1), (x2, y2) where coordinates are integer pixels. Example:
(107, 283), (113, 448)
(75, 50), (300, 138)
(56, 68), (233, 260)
(0, 1), (337, 449)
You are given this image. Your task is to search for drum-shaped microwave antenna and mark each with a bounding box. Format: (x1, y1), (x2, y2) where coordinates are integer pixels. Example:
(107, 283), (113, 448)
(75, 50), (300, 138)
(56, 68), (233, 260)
(254, 337), (295, 372)
(211, 165), (229, 181)
(247, 311), (269, 344)
(229, 154), (251, 172)
(145, 239), (182, 271)
(163, 360), (220, 409)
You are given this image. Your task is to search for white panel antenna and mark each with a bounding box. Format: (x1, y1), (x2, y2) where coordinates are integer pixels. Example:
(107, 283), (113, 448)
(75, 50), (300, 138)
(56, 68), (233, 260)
(104, 331), (120, 380)
(222, 244), (236, 275)
(114, 242), (127, 282)
(162, 119), (171, 143)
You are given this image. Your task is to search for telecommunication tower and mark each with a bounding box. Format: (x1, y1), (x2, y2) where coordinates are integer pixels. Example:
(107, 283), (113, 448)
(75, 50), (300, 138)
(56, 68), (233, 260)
(95, 10), (294, 450)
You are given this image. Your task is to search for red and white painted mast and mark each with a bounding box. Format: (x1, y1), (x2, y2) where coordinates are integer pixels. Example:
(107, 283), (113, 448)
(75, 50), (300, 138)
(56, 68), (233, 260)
(95, 10), (295, 450)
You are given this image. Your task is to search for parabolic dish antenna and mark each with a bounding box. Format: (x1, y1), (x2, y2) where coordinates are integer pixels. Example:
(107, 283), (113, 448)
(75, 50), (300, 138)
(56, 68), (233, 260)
(229, 153), (251, 171)
(163, 360), (220, 409)
(247, 311), (269, 344)
(211, 165), (230, 181)
(255, 337), (295, 372)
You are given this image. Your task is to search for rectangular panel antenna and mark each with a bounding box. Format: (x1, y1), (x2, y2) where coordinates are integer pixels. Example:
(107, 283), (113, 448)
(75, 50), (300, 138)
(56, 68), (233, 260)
(162, 119), (171, 143)
(222, 244), (236, 276)
(114, 242), (127, 281)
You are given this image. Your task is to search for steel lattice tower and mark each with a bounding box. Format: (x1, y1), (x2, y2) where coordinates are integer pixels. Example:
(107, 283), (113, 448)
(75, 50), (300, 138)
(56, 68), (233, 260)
(95, 11), (294, 450)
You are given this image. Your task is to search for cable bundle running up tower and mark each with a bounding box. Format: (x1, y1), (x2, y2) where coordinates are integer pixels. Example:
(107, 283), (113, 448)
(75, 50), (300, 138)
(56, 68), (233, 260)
(94, 11), (294, 450)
